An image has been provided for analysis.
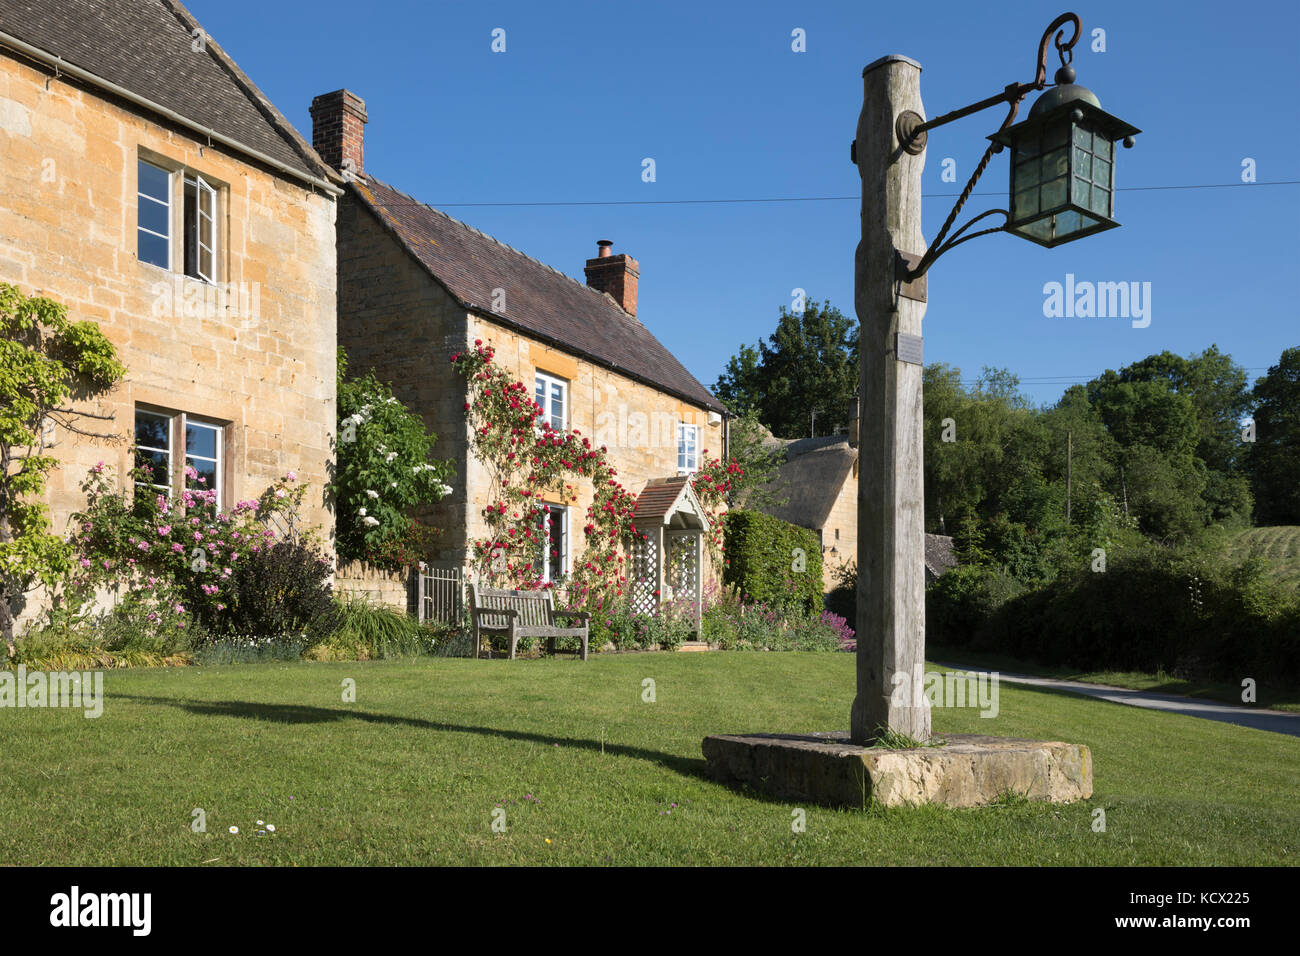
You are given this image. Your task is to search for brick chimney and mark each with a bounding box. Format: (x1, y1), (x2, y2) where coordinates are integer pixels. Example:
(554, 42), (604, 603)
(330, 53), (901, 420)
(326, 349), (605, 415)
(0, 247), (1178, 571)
(310, 89), (368, 178)
(584, 240), (639, 317)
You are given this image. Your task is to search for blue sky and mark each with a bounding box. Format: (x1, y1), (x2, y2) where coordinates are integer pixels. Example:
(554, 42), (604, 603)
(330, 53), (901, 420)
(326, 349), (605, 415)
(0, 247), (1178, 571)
(193, 0), (1299, 409)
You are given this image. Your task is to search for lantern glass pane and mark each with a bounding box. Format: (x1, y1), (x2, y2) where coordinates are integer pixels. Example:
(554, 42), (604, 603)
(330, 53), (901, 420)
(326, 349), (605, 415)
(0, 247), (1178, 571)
(1041, 176), (1067, 210)
(1056, 210), (1084, 237)
(1094, 137), (1112, 161)
(1014, 160), (1040, 194)
(1072, 126), (1091, 150)
(1073, 148), (1092, 180)
(1044, 122), (1069, 149)
(1021, 218), (1053, 242)
(1017, 135), (1041, 160)
(1073, 177), (1091, 207)
(1042, 148), (1069, 181)
(1014, 187), (1038, 219)
(1093, 157), (1111, 186)
(1089, 186), (1110, 216)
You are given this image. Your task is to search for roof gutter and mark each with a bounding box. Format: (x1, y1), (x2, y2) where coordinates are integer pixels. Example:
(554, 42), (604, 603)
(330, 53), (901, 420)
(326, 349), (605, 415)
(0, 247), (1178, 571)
(0, 28), (343, 197)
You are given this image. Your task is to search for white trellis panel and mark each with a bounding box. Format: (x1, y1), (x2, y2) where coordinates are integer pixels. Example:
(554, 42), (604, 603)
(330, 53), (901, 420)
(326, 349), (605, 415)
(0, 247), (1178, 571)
(630, 535), (659, 616)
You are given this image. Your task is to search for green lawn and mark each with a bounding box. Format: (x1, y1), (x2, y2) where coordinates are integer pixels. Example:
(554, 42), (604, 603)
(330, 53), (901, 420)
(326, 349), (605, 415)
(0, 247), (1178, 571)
(3, 653), (1297, 866)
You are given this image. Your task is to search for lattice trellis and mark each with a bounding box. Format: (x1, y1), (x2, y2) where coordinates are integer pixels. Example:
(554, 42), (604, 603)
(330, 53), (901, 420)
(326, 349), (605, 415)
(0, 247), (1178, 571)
(259, 509), (300, 546)
(629, 536), (659, 615)
(665, 531), (697, 601)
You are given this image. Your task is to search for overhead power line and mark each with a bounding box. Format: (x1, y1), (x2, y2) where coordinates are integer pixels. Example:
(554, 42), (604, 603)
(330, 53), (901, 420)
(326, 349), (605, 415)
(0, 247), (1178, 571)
(397, 179), (1300, 209)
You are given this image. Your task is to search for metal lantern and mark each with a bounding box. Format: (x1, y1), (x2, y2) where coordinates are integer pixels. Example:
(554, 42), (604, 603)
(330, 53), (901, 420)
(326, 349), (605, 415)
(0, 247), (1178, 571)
(990, 66), (1140, 248)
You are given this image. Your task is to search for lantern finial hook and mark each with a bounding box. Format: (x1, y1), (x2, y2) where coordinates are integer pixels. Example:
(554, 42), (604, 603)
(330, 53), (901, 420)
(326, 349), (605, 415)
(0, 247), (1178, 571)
(1034, 12), (1081, 89)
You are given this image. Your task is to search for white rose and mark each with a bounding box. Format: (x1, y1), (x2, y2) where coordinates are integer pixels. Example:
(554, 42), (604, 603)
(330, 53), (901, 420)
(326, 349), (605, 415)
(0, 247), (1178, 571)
(366, 489), (379, 499)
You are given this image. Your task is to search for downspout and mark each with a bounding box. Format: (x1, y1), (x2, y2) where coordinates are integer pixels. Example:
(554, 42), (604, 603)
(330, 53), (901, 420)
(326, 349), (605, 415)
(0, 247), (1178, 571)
(0, 29), (343, 197)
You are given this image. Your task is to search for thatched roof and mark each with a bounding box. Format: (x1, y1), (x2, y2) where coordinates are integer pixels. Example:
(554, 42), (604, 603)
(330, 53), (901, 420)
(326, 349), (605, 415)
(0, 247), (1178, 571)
(759, 437), (856, 532)
(925, 534), (957, 578)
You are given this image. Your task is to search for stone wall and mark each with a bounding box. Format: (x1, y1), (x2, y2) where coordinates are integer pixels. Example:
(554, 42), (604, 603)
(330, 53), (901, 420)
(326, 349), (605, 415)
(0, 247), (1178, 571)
(820, 456), (859, 592)
(334, 561), (410, 613)
(0, 53), (338, 632)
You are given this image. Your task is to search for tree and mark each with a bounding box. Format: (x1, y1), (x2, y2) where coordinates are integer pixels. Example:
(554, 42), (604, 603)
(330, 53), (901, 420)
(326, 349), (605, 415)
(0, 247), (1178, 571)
(1247, 346), (1300, 524)
(1087, 373), (1207, 540)
(0, 284), (125, 654)
(725, 409), (788, 512)
(713, 298), (858, 439)
(1115, 346), (1252, 521)
(712, 343), (763, 419)
(331, 349), (454, 569)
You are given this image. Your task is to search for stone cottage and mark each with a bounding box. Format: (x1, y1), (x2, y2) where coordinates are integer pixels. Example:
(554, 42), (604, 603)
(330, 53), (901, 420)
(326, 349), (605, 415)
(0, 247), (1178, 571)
(315, 90), (728, 613)
(0, 0), (342, 627)
(761, 431), (957, 592)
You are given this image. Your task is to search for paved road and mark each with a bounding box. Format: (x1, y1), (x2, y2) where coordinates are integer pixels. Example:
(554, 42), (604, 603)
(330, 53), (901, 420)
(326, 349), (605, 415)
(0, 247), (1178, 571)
(935, 664), (1300, 738)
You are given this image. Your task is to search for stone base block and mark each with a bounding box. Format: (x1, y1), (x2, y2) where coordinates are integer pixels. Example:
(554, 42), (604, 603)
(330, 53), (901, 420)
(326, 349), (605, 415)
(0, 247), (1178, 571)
(701, 732), (1092, 808)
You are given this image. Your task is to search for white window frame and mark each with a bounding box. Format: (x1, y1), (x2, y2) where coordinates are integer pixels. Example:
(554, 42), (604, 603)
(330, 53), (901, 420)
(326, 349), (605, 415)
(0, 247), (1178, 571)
(184, 173), (218, 284)
(534, 370), (568, 432)
(137, 159), (172, 269)
(133, 407), (224, 507)
(134, 408), (174, 494)
(183, 417), (223, 504)
(534, 504), (568, 583)
(677, 423), (699, 475)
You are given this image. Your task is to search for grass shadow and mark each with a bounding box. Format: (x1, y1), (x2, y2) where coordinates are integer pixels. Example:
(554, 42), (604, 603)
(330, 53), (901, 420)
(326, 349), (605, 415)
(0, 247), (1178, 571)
(117, 694), (710, 780)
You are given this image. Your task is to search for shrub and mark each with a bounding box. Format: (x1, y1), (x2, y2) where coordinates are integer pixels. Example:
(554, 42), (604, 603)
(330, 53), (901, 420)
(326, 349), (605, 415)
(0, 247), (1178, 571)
(194, 636), (306, 665)
(332, 349), (454, 569)
(14, 600), (197, 669)
(723, 510), (822, 611)
(825, 559), (857, 623)
(320, 595), (438, 660)
(926, 564), (1027, 649)
(949, 541), (1300, 686)
(199, 541), (339, 648)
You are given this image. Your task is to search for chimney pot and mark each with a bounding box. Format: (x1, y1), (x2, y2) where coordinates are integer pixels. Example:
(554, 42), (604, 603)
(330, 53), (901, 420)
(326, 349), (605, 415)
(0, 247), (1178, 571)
(596, 239), (613, 257)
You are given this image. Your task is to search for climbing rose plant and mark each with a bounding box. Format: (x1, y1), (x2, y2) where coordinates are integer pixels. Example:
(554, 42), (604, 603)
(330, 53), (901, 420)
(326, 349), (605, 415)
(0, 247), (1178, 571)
(690, 455), (742, 564)
(451, 341), (739, 616)
(451, 342), (643, 614)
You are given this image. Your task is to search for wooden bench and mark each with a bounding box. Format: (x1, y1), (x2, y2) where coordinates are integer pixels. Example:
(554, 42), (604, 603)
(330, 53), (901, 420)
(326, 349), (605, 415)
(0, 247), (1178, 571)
(468, 585), (591, 661)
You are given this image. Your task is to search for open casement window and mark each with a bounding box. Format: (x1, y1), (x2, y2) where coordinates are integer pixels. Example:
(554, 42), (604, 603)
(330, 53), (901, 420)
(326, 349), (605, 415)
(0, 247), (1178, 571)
(677, 423), (699, 475)
(133, 407), (223, 507)
(533, 504), (568, 583)
(184, 174), (217, 283)
(534, 371), (567, 432)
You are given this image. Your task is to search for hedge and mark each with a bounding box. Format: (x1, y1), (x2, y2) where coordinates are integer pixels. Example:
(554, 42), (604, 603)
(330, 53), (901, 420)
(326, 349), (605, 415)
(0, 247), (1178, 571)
(927, 545), (1300, 687)
(723, 510), (823, 611)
